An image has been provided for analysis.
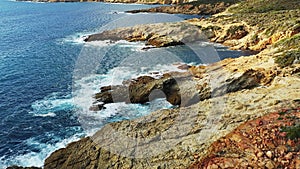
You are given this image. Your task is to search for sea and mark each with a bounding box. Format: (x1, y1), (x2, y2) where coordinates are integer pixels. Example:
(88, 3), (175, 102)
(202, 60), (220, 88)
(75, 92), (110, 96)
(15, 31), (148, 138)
(0, 0), (253, 167)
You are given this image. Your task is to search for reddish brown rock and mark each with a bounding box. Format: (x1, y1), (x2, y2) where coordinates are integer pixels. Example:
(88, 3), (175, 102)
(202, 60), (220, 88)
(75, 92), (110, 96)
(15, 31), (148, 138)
(190, 108), (300, 169)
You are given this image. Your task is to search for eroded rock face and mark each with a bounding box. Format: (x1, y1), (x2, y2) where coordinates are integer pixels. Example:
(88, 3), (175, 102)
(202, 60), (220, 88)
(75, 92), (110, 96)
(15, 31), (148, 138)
(92, 73), (186, 109)
(44, 46), (300, 168)
(91, 63), (269, 111)
(87, 9), (299, 51)
(84, 22), (207, 48)
(44, 76), (300, 168)
(190, 108), (300, 169)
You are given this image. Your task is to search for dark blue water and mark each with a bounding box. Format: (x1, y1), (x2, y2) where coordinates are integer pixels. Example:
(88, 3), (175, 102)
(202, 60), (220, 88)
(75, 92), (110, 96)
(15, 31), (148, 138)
(0, 0), (252, 167)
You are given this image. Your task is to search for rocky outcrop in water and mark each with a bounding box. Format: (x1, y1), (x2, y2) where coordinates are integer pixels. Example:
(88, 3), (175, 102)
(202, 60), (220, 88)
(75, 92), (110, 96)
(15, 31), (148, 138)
(92, 73), (183, 107)
(91, 64), (267, 111)
(84, 21), (206, 48)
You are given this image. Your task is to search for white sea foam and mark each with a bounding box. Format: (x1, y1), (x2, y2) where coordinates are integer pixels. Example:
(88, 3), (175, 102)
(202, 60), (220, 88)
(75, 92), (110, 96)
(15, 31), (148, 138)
(0, 133), (82, 168)
(72, 62), (184, 134)
(29, 92), (75, 117)
(85, 40), (146, 48)
(34, 112), (56, 117)
(59, 33), (89, 45)
(107, 10), (125, 14)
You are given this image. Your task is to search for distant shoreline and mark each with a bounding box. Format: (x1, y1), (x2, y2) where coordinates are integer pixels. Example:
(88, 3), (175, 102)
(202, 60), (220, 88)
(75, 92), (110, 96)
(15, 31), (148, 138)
(15, 0), (187, 5)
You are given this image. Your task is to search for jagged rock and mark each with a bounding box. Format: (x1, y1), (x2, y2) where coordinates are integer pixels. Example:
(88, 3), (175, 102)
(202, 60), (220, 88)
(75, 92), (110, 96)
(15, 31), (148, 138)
(91, 66), (267, 110)
(44, 74), (300, 168)
(92, 74), (183, 107)
(47, 42), (300, 168)
(84, 22), (206, 48)
(89, 103), (106, 111)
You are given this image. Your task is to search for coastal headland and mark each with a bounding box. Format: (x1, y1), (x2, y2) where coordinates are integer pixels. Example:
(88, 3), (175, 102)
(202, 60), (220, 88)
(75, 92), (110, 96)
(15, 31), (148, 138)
(9, 0), (300, 168)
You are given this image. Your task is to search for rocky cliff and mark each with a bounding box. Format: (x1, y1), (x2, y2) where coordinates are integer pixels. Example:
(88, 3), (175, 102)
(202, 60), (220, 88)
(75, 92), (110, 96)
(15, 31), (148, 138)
(21, 0), (300, 168)
(85, 4), (300, 51)
(46, 35), (300, 169)
(44, 51), (300, 168)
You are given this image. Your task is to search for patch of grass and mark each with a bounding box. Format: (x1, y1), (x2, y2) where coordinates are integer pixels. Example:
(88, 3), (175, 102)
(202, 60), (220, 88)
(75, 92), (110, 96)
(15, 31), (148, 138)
(281, 124), (300, 140)
(274, 50), (300, 68)
(264, 27), (276, 37)
(275, 34), (300, 50)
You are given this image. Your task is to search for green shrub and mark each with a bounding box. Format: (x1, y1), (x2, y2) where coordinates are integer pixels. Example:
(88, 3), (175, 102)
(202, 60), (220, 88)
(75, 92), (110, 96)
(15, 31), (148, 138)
(274, 50), (300, 68)
(229, 0), (300, 14)
(281, 124), (300, 140)
(275, 34), (300, 50)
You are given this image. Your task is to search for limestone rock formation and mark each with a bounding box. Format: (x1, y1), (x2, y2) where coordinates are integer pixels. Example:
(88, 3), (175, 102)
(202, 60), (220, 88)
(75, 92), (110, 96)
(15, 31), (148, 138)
(84, 22), (206, 48)
(92, 72), (196, 109)
(44, 47), (300, 168)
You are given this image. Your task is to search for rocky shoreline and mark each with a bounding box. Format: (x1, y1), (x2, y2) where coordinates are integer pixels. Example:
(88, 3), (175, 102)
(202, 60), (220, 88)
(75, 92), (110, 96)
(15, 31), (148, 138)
(10, 0), (300, 168)
(43, 51), (300, 168)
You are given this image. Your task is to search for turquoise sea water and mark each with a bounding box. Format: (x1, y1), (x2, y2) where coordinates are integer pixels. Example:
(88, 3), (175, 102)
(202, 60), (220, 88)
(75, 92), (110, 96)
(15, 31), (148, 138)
(0, 0), (252, 167)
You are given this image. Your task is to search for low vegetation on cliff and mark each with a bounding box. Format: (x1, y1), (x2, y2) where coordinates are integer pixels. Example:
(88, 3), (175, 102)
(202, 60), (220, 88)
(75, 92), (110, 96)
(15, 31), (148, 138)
(228, 0), (300, 13)
(127, 0), (241, 15)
